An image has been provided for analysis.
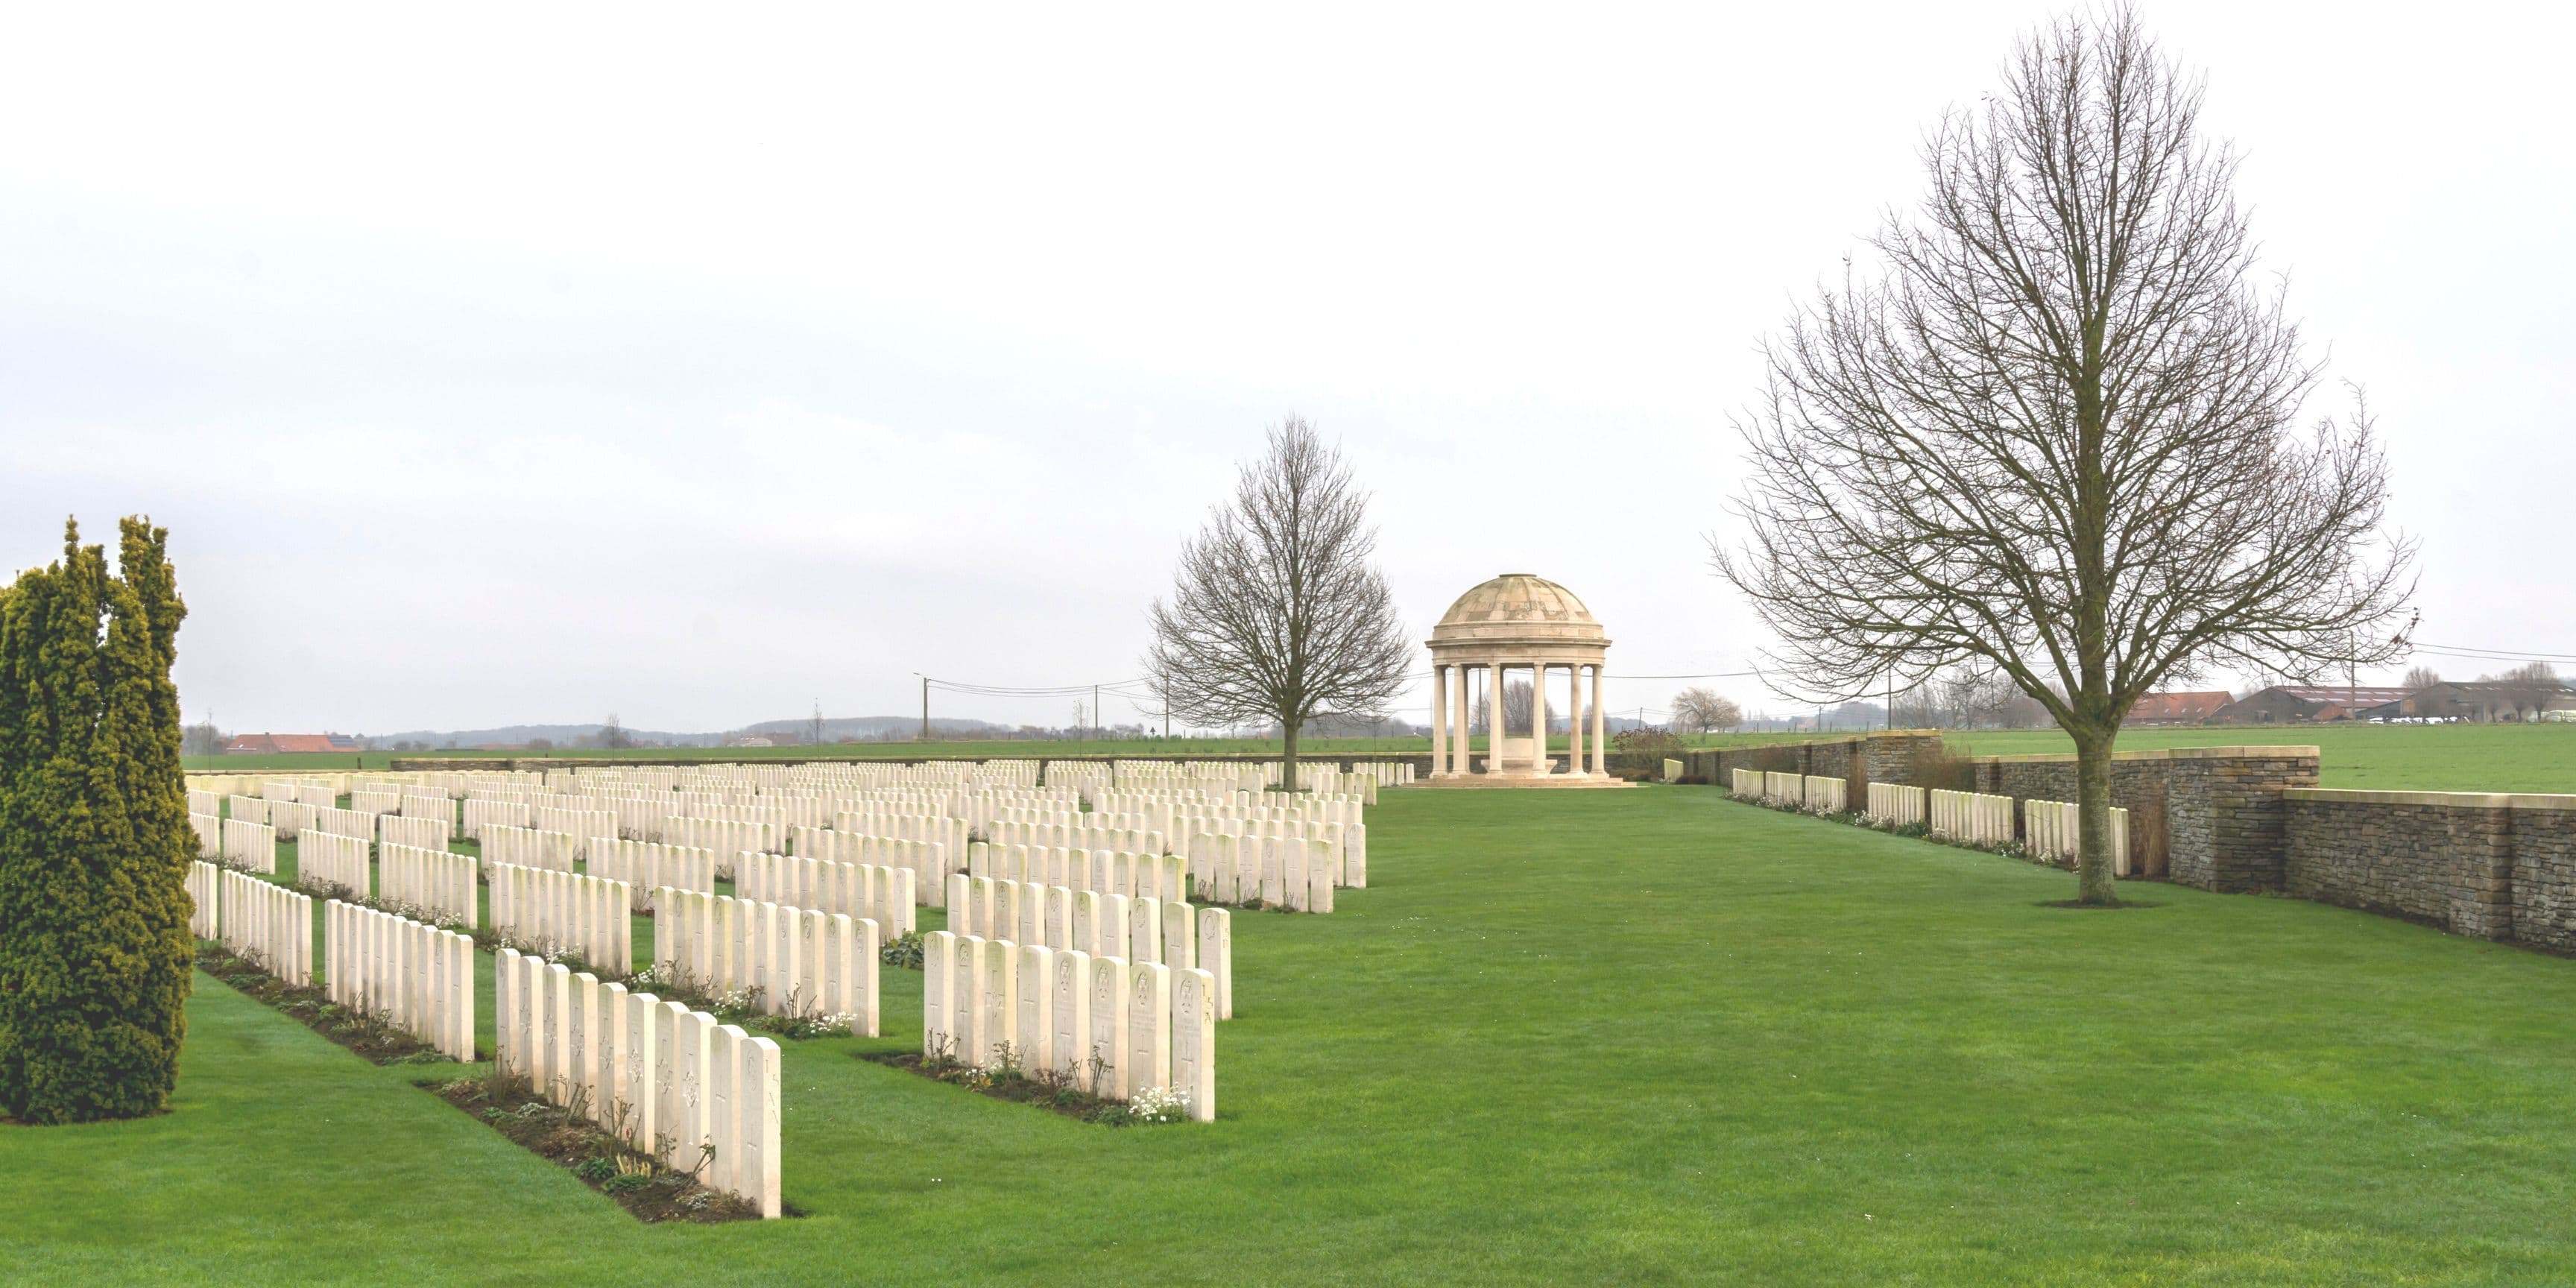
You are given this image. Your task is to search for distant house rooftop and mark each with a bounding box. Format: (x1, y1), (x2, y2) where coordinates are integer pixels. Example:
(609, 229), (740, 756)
(2124, 691), (2231, 725)
(2212, 686), (2416, 725)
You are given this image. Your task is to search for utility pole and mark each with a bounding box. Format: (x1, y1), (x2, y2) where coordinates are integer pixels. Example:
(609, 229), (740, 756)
(919, 675), (929, 742)
(1093, 684), (1100, 741)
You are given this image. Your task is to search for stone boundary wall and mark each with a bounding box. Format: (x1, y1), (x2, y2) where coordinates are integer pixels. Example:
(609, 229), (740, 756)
(1682, 733), (1947, 794)
(1689, 736), (2319, 887)
(1974, 746), (2320, 888)
(2285, 789), (2576, 951)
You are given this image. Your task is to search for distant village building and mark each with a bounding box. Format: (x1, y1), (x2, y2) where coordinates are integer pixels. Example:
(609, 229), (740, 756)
(2354, 681), (2576, 724)
(2124, 691), (2231, 725)
(223, 733), (364, 754)
(2210, 686), (2413, 725)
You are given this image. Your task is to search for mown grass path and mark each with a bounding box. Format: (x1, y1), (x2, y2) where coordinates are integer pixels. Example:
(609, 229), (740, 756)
(9, 788), (2574, 1284)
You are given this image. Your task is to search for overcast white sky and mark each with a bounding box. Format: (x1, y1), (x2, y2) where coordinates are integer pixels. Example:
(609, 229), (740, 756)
(3, 2), (2569, 735)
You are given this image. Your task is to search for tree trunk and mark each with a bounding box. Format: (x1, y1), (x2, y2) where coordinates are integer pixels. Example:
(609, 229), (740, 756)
(1281, 719), (1300, 794)
(2074, 724), (2119, 906)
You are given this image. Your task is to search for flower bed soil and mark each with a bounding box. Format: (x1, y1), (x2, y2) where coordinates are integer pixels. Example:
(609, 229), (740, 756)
(857, 1051), (1172, 1126)
(424, 1075), (774, 1224)
(193, 947), (449, 1067)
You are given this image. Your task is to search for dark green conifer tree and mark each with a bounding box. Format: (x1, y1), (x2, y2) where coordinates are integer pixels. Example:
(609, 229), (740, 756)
(0, 518), (195, 1124)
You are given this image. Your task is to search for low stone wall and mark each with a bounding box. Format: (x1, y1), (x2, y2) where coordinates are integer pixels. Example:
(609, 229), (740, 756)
(2285, 789), (2576, 950)
(1683, 733), (1947, 795)
(1974, 746), (2320, 888)
(1691, 733), (2576, 954)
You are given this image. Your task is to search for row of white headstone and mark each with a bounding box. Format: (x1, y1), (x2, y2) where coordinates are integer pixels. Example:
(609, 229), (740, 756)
(463, 796), (530, 839)
(534, 806), (618, 859)
(380, 842), (481, 928)
(222, 818), (277, 873)
(494, 949), (783, 1218)
(666, 817), (779, 875)
(2022, 798), (2132, 874)
(787, 827), (950, 907)
(484, 824), (578, 873)
(1864, 782), (1928, 827)
(297, 828), (372, 897)
(186, 859), (221, 939)
(944, 875), (1233, 1018)
(733, 850), (917, 938)
(377, 813), (451, 853)
(967, 842), (1189, 903)
(312, 805), (378, 842)
(259, 779), (338, 808)
(923, 932), (1216, 1120)
(218, 867), (312, 985)
(324, 900), (477, 1061)
(591, 839), (721, 912)
(232, 794), (317, 838)
(400, 792), (455, 822)
(1183, 833), (1342, 911)
(486, 862), (633, 975)
(827, 810), (969, 863)
(985, 820), (1167, 858)
(1737, 770), (1852, 815)
(651, 888), (880, 1032)
(189, 811), (221, 862)
(1930, 789), (2016, 845)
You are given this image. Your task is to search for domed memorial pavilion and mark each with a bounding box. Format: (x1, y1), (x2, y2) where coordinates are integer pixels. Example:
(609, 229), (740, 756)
(1426, 574), (1624, 786)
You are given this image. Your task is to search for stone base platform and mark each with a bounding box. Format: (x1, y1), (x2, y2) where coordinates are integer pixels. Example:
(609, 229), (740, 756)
(1412, 774), (1637, 790)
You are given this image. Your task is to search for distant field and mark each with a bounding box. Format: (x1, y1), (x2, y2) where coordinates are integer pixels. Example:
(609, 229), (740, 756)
(181, 737), (1434, 774)
(1945, 724), (2576, 795)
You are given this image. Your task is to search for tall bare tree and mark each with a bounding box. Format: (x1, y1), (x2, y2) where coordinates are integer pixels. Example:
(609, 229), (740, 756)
(1672, 686), (1744, 733)
(1147, 418), (1412, 791)
(2400, 665), (2442, 694)
(2484, 662), (2562, 722)
(1714, 8), (2413, 904)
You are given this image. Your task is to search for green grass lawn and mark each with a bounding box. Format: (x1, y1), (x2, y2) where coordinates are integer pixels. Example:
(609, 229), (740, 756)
(1945, 722), (2576, 794)
(14, 788), (2576, 1284)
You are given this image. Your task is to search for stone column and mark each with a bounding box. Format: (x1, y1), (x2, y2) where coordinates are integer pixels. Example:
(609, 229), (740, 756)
(1589, 664), (1607, 775)
(1452, 663), (1472, 777)
(1484, 662), (1503, 777)
(1557, 662), (1573, 774)
(1530, 661), (1549, 776)
(1430, 666), (1450, 777)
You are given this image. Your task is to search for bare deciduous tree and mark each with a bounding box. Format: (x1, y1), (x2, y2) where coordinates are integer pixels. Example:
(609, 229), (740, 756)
(1146, 418), (1412, 791)
(1713, 9), (2414, 904)
(1672, 686), (1744, 733)
(2483, 662), (2563, 722)
(180, 713), (226, 757)
(2401, 666), (2442, 694)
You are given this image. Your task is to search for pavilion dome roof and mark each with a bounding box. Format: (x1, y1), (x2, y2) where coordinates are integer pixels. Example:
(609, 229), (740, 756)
(1429, 574), (1609, 651)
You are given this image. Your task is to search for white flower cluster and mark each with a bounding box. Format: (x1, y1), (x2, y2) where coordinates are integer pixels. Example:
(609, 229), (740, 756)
(1126, 1084), (1192, 1124)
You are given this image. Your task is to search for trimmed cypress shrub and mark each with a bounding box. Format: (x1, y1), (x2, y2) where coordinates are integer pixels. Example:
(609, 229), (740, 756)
(0, 517), (195, 1124)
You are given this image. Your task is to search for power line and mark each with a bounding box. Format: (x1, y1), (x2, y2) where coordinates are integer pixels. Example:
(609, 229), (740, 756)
(922, 675), (1152, 698)
(2411, 643), (2576, 663)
